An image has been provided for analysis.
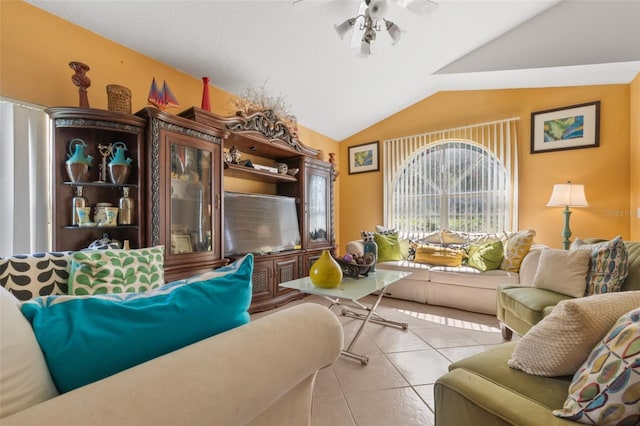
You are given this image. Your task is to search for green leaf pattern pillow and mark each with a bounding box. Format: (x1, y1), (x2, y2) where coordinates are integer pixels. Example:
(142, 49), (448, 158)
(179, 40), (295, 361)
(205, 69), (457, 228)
(69, 246), (164, 295)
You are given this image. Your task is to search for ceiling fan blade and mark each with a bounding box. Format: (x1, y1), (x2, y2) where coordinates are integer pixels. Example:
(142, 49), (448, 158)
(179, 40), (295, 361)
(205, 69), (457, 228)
(349, 0), (368, 49)
(390, 0), (439, 18)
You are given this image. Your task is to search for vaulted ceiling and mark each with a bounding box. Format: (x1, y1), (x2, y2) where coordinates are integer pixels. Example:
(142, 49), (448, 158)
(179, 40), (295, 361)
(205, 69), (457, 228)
(26, 0), (640, 141)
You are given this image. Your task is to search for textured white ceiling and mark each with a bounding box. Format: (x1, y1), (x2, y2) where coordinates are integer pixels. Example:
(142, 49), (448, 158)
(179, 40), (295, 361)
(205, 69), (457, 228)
(25, 0), (640, 141)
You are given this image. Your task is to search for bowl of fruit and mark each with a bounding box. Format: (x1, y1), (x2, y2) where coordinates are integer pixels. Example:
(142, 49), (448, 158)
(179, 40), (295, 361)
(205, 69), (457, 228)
(334, 252), (375, 279)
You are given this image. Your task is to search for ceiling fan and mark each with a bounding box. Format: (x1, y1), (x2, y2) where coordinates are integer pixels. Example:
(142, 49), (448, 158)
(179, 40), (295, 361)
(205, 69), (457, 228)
(294, 0), (439, 57)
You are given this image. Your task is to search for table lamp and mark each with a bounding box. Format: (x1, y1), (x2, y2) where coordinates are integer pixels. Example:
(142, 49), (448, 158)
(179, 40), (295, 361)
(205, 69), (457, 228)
(546, 181), (589, 250)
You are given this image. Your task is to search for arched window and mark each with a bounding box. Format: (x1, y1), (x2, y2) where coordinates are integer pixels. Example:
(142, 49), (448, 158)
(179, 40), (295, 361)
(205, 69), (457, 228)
(382, 118), (519, 236)
(391, 140), (509, 234)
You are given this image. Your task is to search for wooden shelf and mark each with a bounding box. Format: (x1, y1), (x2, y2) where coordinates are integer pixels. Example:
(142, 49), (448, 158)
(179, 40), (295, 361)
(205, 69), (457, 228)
(64, 225), (138, 230)
(63, 181), (138, 188)
(224, 162), (298, 183)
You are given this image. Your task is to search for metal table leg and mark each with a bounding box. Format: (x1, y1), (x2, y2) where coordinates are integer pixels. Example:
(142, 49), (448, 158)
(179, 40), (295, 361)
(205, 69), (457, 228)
(326, 285), (409, 365)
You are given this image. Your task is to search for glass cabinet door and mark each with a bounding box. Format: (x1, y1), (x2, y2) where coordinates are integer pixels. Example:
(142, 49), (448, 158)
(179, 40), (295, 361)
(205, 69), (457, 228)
(307, 171), (329, 245)
(170, 143), (212, 255)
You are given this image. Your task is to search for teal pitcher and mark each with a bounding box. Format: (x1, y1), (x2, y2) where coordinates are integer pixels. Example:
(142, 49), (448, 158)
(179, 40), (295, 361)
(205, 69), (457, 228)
(108, 142), (133, 184)
(65, 138), (93, 182)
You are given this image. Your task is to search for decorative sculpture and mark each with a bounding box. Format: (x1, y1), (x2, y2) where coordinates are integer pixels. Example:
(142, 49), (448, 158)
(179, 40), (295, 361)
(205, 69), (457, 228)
(69, 61), (91, 108)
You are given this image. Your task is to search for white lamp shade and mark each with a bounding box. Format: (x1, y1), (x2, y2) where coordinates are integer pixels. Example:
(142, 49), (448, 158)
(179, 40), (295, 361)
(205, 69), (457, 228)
(358, 40), (372, 58)
(547, 183), (589, 207)
(334, 18), (354, 40)
(368, 0), (388, 20)
(385, 20), (402, 45)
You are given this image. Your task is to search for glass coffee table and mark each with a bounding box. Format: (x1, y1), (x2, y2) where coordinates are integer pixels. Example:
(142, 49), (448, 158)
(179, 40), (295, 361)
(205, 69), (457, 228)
(279, 269), (412, 365)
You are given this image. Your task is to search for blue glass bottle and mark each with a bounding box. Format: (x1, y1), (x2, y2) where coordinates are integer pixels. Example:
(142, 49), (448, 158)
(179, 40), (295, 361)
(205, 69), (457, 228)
(363, 239), (378, 272)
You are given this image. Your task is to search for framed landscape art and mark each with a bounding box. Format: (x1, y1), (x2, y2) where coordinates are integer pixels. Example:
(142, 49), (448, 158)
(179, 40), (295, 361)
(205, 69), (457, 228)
(530, 101), (600, 154)
(348, 141), (379, 174)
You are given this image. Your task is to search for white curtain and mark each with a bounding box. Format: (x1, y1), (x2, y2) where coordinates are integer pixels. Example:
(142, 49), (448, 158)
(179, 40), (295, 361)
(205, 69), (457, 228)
(383, 118), (520, 232)
(0, 98), (51, 256)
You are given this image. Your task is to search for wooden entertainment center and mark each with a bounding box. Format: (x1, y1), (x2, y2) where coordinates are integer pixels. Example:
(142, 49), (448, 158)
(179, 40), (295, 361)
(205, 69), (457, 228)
(48, 106), (335, 313)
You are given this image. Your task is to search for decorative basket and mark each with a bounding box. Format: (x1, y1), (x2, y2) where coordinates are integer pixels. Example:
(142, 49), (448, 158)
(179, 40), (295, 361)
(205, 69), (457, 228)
(334, 257), (374, 279)
(106, 84), (132, 114)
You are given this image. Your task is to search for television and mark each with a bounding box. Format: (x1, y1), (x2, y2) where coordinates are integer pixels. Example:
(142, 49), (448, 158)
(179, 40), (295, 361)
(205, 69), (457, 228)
(224, 192), (301, 256)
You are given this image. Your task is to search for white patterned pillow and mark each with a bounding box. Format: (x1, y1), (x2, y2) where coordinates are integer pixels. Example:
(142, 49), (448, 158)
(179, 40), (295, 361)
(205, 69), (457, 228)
(572, 236), (629, 295)
(553, 308), (640, 424)
(508, 291), (640, 377)
(68, 246), (164, 295)
(0, 252), (71, 300)
(500, 229), (536, 272)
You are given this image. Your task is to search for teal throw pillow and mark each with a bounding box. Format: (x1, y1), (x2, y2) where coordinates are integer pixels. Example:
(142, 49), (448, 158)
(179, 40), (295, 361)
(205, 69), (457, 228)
(466, 241), (504, 271)
(21, 254), (253, 393)
(571, 236), (629, 295)
(69, 246), (165, 295)
(374, 232), (403, 262)
(553, 308), (640, 424)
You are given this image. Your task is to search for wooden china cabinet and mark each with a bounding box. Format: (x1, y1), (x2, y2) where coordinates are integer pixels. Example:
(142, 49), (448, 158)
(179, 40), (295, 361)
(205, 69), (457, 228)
(180, 107), (336, 313)
(47, 107), (146, 252)
(136, 107), (230, 283)
(48, 105), (335, 313)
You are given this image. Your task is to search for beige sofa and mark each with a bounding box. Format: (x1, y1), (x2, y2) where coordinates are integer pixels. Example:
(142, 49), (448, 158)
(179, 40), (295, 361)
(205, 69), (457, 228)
(1, 251), (343, 425)
(347, 235), (544, 315)
(1, 300), (343, 426)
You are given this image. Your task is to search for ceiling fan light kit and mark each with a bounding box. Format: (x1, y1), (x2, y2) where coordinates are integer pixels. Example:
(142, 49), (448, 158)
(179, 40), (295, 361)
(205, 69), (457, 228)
(334, 0), (403, 58)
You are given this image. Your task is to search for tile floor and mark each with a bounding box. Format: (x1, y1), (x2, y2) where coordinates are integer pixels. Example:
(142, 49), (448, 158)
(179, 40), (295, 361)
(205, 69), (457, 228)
(254, 294), (518, 426)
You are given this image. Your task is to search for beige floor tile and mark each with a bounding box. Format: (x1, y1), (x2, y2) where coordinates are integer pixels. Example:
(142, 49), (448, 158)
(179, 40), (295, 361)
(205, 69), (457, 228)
(437, 345), (489, 363)
(364, 323), (433, 353)
(413, 384), (435, 411)
(313, 366), (343, 397)
(345, 387), (434, 426)
(260, 295), (507, 424)
(342, 331), (383, 355)
(386, 349), (452, 386)
(333, 354), (409, 393)
(311, 392), (355, 426)
(411, 325), (481, 348)
(459, 328), (506, 345)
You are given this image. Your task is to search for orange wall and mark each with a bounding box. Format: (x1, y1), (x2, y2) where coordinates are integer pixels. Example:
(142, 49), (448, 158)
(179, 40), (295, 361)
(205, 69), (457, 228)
(339, 85), (634, 249)
(630, 73), (640, 241)
(2, 1), (635, 252)
(1, 1), (340, 244)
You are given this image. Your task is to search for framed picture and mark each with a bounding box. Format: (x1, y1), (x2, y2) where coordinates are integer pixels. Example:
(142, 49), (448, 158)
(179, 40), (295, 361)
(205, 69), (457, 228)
(348, 141), (379, 174)
(171, 233), (193, 254)
(531, 101), (600, 154)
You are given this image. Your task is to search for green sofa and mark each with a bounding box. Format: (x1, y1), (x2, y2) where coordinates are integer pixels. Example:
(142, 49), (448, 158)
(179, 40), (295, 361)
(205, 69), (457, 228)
(434, 239), (640, 425)
(497, 239), (640, 339)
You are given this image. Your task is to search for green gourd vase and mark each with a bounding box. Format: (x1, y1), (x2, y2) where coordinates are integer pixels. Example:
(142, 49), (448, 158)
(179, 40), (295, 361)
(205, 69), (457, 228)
(309, 250), (343, 288)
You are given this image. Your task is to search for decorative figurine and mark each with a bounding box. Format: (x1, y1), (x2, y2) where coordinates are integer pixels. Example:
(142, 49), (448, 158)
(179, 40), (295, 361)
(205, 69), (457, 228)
(69, 61), (91, 108)
(147, 77), (179, 110)
(96, 143), (113, 183)
(229, 145), (241, 164)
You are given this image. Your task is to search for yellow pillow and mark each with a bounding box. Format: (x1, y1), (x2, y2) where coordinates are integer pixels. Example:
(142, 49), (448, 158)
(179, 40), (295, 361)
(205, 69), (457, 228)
(500, 229), (536, 272)
(414, 245), (464, 267)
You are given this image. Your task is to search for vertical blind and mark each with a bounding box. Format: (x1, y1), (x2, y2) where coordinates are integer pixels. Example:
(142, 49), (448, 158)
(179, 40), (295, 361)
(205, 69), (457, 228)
(383, 118), (519, 235)
(0, 98), (51, 256)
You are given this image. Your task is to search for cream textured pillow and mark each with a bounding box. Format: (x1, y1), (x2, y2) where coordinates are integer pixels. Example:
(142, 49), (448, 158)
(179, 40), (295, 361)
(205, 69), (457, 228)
(532, 248), (591, 297)
(508, 291), (640, 377)
(500, 229), (536, 272)
(0, 287), (58, 417)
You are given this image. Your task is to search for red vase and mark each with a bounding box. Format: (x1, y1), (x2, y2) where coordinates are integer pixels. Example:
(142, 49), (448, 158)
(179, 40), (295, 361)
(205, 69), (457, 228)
(201, 76), (211, 112)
